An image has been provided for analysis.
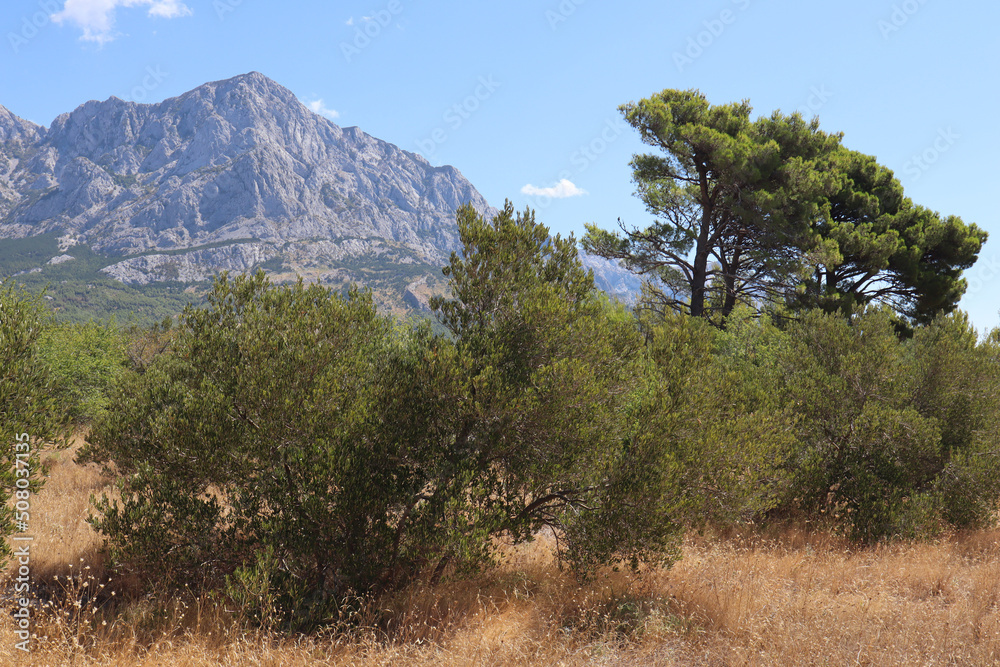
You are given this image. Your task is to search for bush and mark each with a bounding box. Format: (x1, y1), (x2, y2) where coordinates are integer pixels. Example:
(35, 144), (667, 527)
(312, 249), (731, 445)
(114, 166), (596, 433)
(639, 307), (797, 527)
(83, 203), (691, 629)
(424, 201), (684, 576)
(39, 320), (129, 424)
(773, 307), (1000, 541)
(81, 272), (406, 629)
(0, 281), (70, 563)
(907, 312), (1000, 528)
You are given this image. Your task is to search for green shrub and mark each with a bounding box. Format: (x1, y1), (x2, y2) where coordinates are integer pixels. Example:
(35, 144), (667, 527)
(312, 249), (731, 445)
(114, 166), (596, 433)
(907, 313), (1000, 528)
(39, 320), (129, 424)
(81, 272), (405, 629)
(773, 307), (1000, 541)
(425, 201), (684, 577)
(83, 203), (691, 629)
(640, 307), (797, 527)
(0, 281), (70, 563)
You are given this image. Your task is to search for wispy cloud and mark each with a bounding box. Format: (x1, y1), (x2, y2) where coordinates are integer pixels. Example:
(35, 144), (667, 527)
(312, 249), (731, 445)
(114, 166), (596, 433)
(145, 0), (189, 19)
(521, 179), (587, 199)
(52, 0), (192, 44)
(306, 98), (340, 121)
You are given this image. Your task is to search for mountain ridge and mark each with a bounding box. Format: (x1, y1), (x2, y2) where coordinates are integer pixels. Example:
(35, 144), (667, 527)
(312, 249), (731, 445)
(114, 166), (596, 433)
(0, 72), (639, 316)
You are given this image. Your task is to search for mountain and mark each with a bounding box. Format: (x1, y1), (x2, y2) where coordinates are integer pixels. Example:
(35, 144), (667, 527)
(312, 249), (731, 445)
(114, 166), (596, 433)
(0, 106), (43, 215)
(0, 72), (638, 319)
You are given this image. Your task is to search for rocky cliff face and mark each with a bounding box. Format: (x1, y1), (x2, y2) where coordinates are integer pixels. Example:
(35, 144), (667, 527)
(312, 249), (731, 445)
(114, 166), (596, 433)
(0, 106), (43, 219)
(0, 72), (639, 312)
(0, 72), (491, 292)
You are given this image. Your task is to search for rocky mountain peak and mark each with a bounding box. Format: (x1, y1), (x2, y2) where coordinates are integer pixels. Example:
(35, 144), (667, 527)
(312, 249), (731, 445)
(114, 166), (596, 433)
(0, 73), (638, 315)
(0, 72), (495, 309)
(0, 105), (42, 143)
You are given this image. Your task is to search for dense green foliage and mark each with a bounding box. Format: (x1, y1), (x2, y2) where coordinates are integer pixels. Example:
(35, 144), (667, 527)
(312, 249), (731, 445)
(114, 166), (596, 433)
(583, 89), (985, 325)
(579, 88), (992, 538)
(427, 202), (682, 575)
(39, 320), (129, 424)
(0, 232), (61, 276)
(706, 306), (1000, 541)
(80, 204), (701, 628)
(795, 149), (987, 323)
(81, 274), (402, 627)
(28, 190), (994, 633)
(0, 281), (70, 563)
(7, 90), (988, 634)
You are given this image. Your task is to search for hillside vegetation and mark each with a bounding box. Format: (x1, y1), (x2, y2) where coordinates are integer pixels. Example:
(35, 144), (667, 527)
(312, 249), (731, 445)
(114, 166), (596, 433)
(1, 88), (996, 665)
(0, 232), (202, 326)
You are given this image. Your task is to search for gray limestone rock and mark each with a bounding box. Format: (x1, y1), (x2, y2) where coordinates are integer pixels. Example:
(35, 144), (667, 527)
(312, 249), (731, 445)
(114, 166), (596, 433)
(0, 73), (642, 308)
(0, 72), (492, 284)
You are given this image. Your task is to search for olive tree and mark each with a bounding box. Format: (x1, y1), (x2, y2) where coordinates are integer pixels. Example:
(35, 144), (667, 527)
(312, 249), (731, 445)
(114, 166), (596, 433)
(424, 201), (684, 575)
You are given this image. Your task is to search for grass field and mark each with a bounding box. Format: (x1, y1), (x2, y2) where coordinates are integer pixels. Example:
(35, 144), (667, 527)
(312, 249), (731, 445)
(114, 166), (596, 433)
(3, 436), (1000, 666)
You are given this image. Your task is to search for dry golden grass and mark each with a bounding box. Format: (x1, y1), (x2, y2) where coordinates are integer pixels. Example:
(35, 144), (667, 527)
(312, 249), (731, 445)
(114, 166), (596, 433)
(22, 434), (108, 581)
(4, 439), (1000, 665)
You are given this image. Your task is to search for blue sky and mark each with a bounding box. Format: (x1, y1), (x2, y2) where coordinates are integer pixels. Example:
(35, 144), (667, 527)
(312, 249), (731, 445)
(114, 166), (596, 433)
(2, 0), (998, 328)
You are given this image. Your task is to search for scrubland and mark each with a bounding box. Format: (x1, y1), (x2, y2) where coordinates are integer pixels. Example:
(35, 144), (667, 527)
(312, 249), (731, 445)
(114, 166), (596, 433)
(3, 437), (1000, 666)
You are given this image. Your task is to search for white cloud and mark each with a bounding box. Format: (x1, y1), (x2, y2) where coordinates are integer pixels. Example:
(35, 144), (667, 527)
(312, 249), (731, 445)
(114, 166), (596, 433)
(306, 99), (340, 121)
(146, 0), (190, 19)
(520, 179), (587, 199)
(51, 0), (192, 44)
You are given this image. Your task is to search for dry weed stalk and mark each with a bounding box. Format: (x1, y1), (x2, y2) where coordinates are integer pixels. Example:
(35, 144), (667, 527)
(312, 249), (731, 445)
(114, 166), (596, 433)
(4, 437), (1000, 665)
